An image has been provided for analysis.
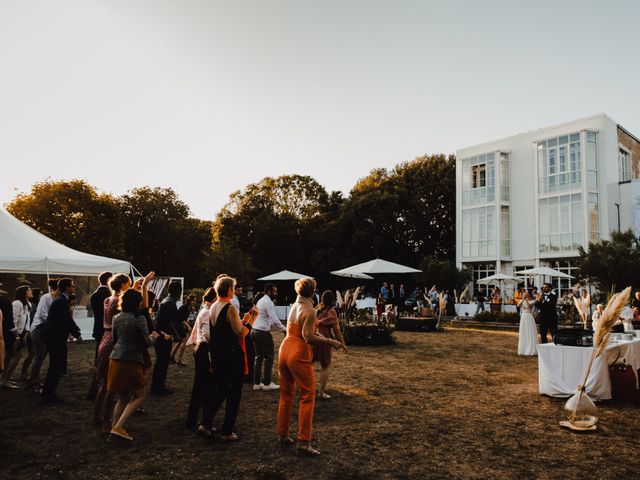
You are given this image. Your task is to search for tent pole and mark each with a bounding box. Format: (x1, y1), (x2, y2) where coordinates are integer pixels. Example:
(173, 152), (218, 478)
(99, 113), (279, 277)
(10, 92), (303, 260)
(45, 257), (50, 285)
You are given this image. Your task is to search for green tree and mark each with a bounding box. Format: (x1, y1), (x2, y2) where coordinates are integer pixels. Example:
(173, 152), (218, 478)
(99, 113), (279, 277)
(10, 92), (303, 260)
(578, 229), (640, 294)
(334, 154), (456, 266)
(416, 255), (471, 293)
(119, 187), (214, 286)
(215, 175), (335, 278)
(5, 179), (124, 258)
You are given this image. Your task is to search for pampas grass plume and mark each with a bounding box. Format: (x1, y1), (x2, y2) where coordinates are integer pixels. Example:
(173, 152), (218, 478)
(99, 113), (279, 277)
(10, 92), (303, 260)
(594, 286), (631, 356)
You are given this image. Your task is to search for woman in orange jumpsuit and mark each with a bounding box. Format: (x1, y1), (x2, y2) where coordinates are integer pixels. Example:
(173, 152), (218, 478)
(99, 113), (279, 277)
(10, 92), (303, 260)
(277, 277), (346, 455)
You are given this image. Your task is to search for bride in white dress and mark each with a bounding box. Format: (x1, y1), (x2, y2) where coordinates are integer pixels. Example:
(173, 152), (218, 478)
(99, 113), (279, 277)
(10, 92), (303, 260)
(517, 291), (538, 356)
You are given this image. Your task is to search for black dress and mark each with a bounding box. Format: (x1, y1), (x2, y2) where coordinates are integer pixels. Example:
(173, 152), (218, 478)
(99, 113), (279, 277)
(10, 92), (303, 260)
(204, 303), (245, 435)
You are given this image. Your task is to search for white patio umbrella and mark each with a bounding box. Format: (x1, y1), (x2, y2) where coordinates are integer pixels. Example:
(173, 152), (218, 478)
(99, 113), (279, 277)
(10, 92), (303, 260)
(257, 270), (310, 281)
(331, 258), (421, 277)
(331, 271), (374, 280)
(476, 273), (522, 286)
(476, 273), (523, 301)
(517, 267), (574, 279)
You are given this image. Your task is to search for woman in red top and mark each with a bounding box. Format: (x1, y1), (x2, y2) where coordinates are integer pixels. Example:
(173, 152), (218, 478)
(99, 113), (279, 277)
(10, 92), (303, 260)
(312, 291), (347, 399)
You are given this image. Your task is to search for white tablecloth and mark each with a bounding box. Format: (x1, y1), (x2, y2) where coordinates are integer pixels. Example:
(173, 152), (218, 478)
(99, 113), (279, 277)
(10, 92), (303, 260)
(355, 298), (376, 309)
(455, 303), (517, 317)
(537, 338), (640, 401)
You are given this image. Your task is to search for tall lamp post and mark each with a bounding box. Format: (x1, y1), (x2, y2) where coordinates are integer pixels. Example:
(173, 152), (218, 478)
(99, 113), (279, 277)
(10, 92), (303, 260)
(614, 203), (621, 232)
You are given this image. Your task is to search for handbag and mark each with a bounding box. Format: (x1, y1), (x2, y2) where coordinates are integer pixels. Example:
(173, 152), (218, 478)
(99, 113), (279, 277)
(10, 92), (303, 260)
(609, 351), (637, 402)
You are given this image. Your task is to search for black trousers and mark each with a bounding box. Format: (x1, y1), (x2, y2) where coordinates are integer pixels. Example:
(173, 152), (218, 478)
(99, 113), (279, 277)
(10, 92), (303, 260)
(43, 342), (67, 400)
(204, 356), (244, 435)
(186, 343), (212, 426)
(86, 330), (105, 398)
(244, 335), (255, 383)
(151, 337), (173, 392)
(251, 329), (274, 385)
(539, 317), (557, 344)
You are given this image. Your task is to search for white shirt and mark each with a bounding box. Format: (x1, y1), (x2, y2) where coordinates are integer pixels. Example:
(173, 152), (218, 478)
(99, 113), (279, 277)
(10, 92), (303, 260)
(254, 295), (286, 333)
(31, 292), (54, 331)
(187, 305), (210, 346)
(231, 295), (240, 313)
(12, 300), (30, 334)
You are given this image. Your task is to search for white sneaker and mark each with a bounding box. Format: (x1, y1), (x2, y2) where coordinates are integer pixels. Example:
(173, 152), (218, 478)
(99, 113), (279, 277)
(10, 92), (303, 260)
(253, 384), (264, 391)
(262, 382), (279, 391)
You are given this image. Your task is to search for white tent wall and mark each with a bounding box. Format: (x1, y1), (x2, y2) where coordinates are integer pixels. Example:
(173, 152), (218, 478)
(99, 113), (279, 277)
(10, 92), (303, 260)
(0, 208), (131, 275)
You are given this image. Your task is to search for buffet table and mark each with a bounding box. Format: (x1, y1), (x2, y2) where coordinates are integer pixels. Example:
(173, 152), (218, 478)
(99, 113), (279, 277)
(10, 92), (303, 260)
(537, 338), (640, 401)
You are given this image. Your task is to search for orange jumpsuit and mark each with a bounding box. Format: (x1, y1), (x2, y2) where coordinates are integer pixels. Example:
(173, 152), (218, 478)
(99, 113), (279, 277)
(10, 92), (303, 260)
(277, 300), (315, 442)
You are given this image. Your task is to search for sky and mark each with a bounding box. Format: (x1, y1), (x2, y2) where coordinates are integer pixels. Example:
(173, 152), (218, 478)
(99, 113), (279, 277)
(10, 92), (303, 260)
(1, 0), (639, 220)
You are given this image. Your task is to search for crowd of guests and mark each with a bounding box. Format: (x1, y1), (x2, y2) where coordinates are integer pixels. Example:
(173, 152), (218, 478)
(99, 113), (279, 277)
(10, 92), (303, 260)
(0, 272), (347, 455)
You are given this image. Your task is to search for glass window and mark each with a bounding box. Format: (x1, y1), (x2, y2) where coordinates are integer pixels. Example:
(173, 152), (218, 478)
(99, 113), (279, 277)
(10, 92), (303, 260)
(587, 131), (597, 142)
(549, 149), (557, 175)
(559, 146), (567, 172)
(586, 142), (596, 171)
(619, 148), (631, 182)
(573, 232), (583, 251)
(538, 193), (583, 253)
(539, 206), (549, 235)
(472, 164), (486, 188)
(462, 206), (498, 258)
(461, 154), (497, 206)
(560, 204), (570, 232)
(540, 235), (550, 253)
(538, 133), (583, 193)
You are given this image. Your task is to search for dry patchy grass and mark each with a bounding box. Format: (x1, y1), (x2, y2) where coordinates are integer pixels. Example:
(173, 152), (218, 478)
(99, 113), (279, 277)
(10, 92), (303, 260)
(1, 329), (638, 479)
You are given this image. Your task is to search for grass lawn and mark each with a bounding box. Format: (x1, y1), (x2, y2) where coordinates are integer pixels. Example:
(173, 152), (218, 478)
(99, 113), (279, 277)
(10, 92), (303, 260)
(1, 329), (638, 479)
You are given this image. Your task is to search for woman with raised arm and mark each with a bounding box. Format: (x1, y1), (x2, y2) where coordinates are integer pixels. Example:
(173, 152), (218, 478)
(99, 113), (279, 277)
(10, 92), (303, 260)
(108, 288), (160, 440)
(93, 273), (131, 427)
(277, 277), (346, 456)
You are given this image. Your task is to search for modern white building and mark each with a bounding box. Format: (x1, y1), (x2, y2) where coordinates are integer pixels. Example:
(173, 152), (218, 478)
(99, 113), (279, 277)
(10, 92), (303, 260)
(456, 113), (640, 295)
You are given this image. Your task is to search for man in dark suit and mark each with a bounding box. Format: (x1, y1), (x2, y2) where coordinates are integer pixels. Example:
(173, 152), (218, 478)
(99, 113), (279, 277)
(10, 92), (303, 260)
(151, 280), (181, 395)
(86, 271), (112, 400)
(389, 284), (397, 306)
(42, 278), (82, 403)
(536, 283), (558, 344)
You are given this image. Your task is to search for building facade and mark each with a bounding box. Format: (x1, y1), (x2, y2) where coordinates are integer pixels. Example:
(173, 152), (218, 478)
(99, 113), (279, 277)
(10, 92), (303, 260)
(455, 114), (640, 296)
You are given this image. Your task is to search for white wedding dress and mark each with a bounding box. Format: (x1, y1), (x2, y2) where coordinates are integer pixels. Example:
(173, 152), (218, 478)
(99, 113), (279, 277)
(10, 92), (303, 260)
(518, 299), (538, 356)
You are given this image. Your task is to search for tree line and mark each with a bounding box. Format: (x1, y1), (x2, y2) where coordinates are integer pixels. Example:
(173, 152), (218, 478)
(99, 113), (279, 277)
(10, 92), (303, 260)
(6, 154), (470, 290)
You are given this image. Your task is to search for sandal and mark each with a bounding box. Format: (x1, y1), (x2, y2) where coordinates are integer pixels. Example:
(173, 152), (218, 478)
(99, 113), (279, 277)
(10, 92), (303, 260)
(110, 427), (133, 441)
(220, 432), (240, 443)
(279, 437), (295, 448)
(296, 444), (321, 456)
(317, 392), (331, 399)
(197, 424), (217, 439)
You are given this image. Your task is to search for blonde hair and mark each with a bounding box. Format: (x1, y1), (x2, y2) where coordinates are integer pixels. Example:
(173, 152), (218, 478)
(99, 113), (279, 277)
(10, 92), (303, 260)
(295, 277), (316, 298)
(214, 276), (236, 298)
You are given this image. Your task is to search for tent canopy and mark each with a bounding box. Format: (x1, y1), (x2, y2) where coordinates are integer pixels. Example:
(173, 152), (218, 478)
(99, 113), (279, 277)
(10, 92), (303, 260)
(0, 208), (131, 275)
(257, 270), (310, 281)
(331, 258), (421, 276)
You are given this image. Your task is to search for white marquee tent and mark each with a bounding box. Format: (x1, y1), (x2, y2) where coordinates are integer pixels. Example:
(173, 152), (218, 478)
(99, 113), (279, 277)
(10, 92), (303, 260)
(0, 208), (131, 276)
